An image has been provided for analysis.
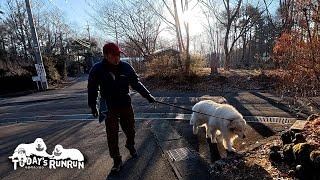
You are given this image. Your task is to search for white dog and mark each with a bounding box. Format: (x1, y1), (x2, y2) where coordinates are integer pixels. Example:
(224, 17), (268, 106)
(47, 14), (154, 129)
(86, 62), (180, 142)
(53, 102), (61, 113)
(9, 138), (51, 162)
(190, 100), (247, 152)
(51, 144), (84, 161)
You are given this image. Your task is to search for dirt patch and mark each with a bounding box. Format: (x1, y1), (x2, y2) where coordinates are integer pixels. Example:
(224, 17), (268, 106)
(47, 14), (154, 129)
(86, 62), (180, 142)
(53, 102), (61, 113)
(209, 136), (294, 179)
(170, 120), (294, 179)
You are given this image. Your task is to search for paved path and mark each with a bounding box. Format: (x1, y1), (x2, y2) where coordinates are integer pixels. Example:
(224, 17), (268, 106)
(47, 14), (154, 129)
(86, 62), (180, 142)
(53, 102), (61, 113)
(0, 120), (177, 180)
(0, 75), (302, 180)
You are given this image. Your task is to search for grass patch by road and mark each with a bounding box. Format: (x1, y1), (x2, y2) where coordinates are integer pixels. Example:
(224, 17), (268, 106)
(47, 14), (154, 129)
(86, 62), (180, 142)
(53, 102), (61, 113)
(142, 68), (281, 93)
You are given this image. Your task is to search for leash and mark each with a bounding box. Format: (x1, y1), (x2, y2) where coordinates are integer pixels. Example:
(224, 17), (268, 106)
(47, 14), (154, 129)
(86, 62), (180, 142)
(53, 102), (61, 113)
(155, 100), (234, 121)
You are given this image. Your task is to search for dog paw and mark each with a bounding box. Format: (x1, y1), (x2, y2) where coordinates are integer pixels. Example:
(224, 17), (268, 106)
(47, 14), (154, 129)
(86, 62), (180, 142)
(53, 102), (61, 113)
(226, 149), (236, 156)
(227, 147), (236, 153)
(210, 137), (217, 143)
(193, 126), (199, 135)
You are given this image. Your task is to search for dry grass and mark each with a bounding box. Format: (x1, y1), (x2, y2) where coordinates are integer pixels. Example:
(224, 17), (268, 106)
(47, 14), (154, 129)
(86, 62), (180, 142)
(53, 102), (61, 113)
(142, 68), (279, 93)
(302, 117), (320, 149)
(142, 68), (319, 97)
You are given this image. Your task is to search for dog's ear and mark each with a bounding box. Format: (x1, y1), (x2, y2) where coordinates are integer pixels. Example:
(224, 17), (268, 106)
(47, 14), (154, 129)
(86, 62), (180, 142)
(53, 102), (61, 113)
(43, 144), (47, 150)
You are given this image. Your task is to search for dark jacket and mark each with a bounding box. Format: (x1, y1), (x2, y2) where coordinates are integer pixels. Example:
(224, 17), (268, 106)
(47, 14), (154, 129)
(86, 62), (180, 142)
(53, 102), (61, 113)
(88, 59), (151, 109)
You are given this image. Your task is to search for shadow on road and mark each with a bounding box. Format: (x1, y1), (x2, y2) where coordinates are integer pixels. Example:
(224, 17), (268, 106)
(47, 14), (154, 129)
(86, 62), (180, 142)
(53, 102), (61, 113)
(105, 125), (163, 180)
(250, 92), (308, 118)
(0, 96), (76, 107)
(0, 121), (90, 178)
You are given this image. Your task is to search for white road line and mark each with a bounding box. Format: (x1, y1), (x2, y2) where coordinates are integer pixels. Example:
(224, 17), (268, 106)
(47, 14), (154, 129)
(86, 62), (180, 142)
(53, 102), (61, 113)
(0, 113), (298, 125)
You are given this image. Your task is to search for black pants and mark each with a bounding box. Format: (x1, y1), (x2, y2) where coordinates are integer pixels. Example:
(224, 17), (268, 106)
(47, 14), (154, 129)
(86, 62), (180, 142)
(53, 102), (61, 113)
(105, 105), (135, 160)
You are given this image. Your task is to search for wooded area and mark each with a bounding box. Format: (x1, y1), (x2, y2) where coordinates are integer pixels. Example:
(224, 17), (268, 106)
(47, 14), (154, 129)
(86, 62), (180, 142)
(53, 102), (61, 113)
(0, 0), (99, 93)
(0, 0), (319, 97)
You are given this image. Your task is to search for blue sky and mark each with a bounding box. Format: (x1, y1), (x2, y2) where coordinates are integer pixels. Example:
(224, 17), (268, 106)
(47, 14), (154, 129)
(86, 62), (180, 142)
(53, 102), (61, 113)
(49, 0), (91, 27)
(48, 0), (106, 43)
(0, 0), (279, 43)
(0, 0), (93, 31)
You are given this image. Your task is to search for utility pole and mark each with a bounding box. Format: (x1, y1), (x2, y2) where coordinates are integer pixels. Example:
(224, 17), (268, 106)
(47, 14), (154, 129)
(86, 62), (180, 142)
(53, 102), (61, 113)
(86, 23), (92, 52)
(25, 0), (48, 90)
(86, 23), (94, 66)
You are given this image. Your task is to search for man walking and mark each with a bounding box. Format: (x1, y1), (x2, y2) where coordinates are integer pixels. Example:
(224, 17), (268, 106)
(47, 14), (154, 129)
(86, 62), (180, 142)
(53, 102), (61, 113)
(87, 42), (155, 173)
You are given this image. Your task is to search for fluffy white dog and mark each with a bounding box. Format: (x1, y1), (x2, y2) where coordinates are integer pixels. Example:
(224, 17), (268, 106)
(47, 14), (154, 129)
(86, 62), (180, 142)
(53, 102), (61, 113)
(190, 100), (247, 152)
(51, 144), (84, 161)
(9, 138), (51, 162)
(32, 138), (51, 157)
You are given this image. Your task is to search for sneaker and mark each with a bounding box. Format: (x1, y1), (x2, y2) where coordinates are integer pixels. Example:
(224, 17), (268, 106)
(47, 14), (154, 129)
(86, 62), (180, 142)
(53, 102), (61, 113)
(125, 145), (138, 158)
(111, 158), (122, 173)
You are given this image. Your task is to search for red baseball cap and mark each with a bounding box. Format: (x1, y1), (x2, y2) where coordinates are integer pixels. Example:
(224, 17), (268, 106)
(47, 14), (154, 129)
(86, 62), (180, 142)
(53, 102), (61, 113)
(103, 42), (125, 56)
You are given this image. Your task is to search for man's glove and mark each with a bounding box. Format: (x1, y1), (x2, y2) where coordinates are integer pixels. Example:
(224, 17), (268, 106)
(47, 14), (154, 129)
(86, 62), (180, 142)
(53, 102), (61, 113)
(146, 94), (156, 103)
(91, 107), (98, 118)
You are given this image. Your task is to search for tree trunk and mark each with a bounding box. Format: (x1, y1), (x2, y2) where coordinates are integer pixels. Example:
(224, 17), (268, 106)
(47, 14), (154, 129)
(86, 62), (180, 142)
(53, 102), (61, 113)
(173, 0), (184, 70)
(0, 34), (5, 50)
(224, 25), (231, 70)
(210, 52), (218, 75)
(225, 51), (231, 70)
(241, 34), (247, 67)
(183, 0), (190, 75)
(59, 31), (67, 79)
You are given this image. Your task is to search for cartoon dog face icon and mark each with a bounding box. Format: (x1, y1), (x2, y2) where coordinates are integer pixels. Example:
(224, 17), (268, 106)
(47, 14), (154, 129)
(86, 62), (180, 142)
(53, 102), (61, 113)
(17, 148), (27, 162)
(16, 148), (27, 162)
(52, 144), (84, 161)
(34, 138), (46, 152)
(32, 138), (51, 157)
(53, 145), (63, 156)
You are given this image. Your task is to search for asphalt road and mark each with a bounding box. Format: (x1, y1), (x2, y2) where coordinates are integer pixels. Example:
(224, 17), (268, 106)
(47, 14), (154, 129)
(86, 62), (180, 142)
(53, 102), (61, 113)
(0, 75), (179, 180)
(0, 75), (299, 180)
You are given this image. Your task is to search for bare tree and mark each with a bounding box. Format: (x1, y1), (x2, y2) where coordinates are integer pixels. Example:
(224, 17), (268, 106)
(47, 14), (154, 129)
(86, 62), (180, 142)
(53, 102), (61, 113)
(90, 0), (161, 58)
(145, 0), (194, 73)
(201, 0), (242, 70)
(201, 6), (220, 74)
(4, 0), (31, 59)
(201, 0), (263, 70)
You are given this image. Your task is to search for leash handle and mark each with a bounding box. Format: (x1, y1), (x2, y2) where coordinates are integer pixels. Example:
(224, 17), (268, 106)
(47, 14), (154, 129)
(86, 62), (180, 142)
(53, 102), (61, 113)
(155, 100), (233, 121)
